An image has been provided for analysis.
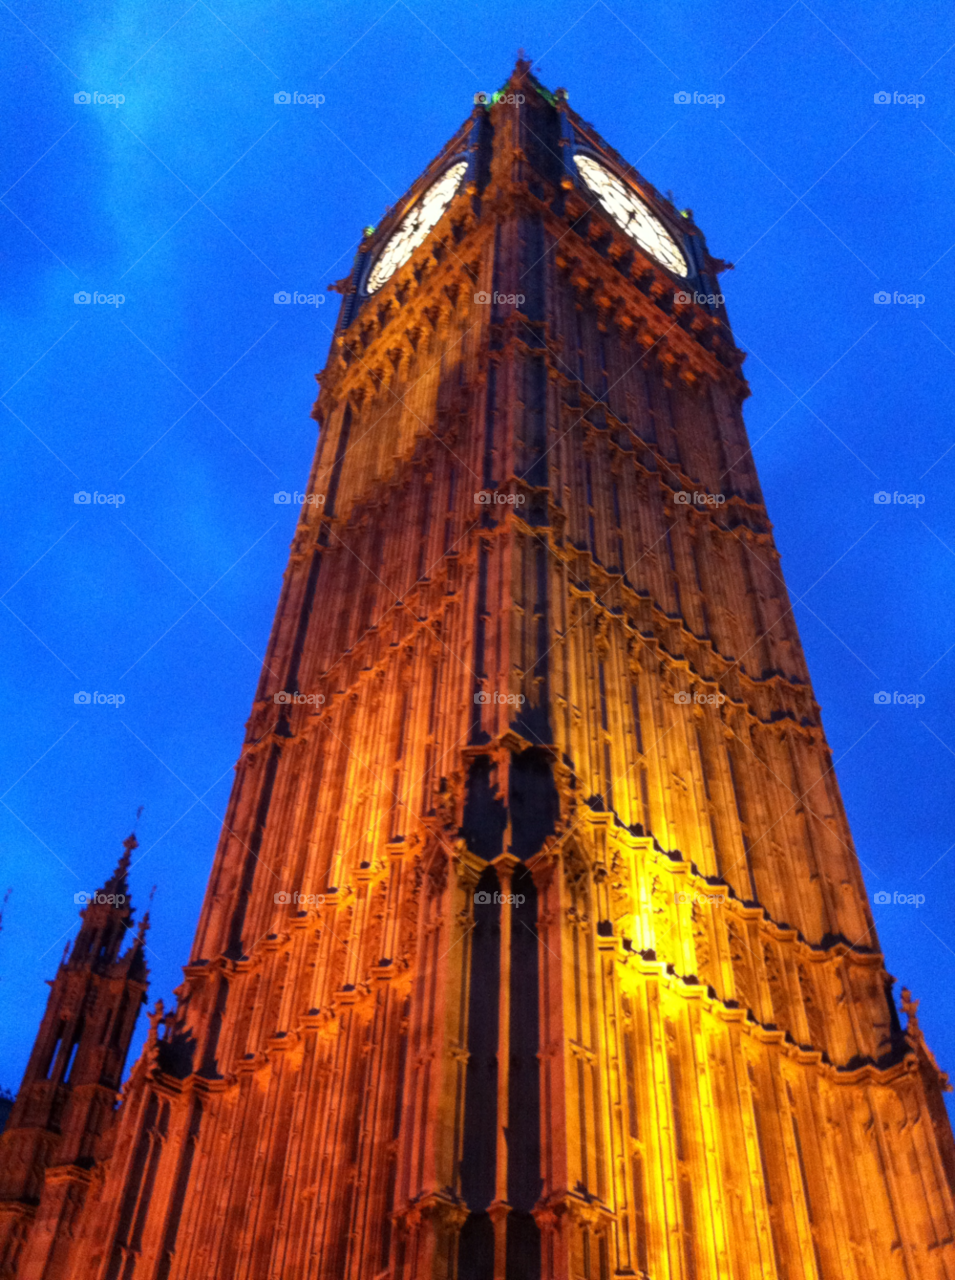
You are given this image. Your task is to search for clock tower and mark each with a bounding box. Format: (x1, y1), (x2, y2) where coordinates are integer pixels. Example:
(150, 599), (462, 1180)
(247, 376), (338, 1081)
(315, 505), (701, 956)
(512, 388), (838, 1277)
(12, 59), (955, 1280)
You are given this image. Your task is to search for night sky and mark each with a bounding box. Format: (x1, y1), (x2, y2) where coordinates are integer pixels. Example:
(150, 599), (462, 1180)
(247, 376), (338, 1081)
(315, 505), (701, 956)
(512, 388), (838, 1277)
(1, 0), (953, 1112)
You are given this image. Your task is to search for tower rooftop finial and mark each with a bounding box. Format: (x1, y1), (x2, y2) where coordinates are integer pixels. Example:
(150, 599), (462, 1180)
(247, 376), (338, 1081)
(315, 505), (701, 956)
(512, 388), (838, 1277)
(511, 50), (533, 81)
(133, 885), (157, 945)
(92, 834), (137, 913)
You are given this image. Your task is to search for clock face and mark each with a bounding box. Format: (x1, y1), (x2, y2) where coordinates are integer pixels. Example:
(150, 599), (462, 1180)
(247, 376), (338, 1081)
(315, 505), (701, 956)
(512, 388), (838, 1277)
(367, 161), (469, 294)
(573, 154), (688, 277)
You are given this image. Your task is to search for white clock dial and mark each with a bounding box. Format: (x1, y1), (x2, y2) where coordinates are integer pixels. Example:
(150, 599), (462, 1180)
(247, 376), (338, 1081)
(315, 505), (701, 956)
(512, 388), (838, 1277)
(573, 154), (688, 277)
(367, 161), (468, 294)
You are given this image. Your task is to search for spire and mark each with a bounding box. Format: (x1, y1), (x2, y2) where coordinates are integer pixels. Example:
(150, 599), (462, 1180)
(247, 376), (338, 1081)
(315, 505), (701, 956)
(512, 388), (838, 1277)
(123, 903), (151, 983)
(0, 833), (151, 1269)
(70, 835), (137, 969)
(102, 832), (136, 899)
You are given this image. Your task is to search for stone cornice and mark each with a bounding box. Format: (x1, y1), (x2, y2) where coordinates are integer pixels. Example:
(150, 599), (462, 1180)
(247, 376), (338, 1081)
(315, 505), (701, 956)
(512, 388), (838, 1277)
(623, 956), (919, 1088)
(588, 818), (878, 964)
(322, 182), (746, 415)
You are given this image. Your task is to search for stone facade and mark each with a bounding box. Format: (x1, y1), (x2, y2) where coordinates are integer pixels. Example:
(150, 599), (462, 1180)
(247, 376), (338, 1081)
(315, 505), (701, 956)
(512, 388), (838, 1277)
(0, 840), (148, 1279)
(4, 60), (955, 1280)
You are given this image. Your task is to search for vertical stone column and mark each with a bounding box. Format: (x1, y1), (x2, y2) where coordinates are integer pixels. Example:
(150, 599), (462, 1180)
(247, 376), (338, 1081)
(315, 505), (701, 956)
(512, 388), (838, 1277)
(488, 854), (520, 1277)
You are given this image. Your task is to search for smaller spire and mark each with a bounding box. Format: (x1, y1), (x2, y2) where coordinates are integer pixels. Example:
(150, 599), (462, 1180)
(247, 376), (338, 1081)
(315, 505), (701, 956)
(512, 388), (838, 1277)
(121, 900), (151, 984)
(129, 886), (154, 952)
(102, 833), (137, 900)
(134, 910), (151, 945)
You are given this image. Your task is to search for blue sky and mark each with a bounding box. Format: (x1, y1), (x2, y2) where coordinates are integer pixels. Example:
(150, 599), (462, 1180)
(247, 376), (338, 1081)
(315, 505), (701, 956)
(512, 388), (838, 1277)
(1, 0), (954, 1105)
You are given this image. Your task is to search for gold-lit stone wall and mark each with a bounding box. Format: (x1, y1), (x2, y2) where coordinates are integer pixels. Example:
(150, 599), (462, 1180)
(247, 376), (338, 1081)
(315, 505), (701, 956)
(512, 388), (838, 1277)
(14, 62), (955, 1280)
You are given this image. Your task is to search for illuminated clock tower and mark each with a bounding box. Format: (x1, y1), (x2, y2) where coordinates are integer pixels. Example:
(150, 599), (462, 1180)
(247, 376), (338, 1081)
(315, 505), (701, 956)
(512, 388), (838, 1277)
(17, 60), (955, 1280)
